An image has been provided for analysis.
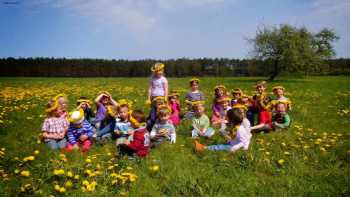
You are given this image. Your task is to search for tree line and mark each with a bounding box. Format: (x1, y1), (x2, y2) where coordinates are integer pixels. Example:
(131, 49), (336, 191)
(0, 57), (348, 77)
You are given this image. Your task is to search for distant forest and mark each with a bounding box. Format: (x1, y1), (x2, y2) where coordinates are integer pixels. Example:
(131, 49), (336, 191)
(0, 57), (349, 77)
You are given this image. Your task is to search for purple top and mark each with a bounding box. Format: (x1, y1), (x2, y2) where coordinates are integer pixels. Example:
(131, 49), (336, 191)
(95, 102), (107, 121)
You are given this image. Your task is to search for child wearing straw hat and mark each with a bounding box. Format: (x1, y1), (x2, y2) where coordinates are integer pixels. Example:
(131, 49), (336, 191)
(150, 105), (176, 147)
(66, 109), (94, 152)
(146, 96), (166, 132)
(41, 99), (69, 150)
(211, 85), (229, 124)
(195, 108), (252, 153)
(76, 97), (95, 123)
(119, 110), (150, 158)
(168, 90), (181, 126)
(147, 62), (168, 104)
(191, 101), (215, 138)
(231, 88), (243, 106)
(272, 85), (292, 111)
(184, 78), (205, 119)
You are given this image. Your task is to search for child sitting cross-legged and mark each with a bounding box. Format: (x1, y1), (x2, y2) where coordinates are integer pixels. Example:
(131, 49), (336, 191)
(118, 110), (150, 158)
(114, 101), (133, 146)
(191, 101), (215, 138)
(41, 99), (69, 150)
(195, 108), (252, 153)
(150, 105), (176, 147)
(66, 109), (94, 152)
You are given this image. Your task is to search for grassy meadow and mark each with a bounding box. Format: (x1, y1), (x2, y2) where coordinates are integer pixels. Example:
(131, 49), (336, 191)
(0, 76), (349, 196)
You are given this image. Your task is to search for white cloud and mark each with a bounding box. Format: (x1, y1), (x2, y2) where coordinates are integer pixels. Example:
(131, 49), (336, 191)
(30, 0), (229, 36)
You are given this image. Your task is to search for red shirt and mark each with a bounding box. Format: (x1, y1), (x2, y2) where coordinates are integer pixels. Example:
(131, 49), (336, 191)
(127, 127), (150, 157)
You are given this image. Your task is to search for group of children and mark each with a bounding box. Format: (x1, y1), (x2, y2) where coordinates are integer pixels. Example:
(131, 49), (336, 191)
(41, 62), (292, 157)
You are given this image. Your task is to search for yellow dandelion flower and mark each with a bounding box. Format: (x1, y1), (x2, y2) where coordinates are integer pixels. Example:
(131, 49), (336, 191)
(149, 165), (160, 172)
(23, 156), (35, 162)
(74, 175), (80, 180)
(67, 171), (73, 177)
(126, 166), (133, 170)
(20, 170), (30, 177)
(14, 169), (20, 174)
(284, 151), (290, 155)
(85, 158), (92, 163)
(65, 181), (73, 188)
(277, 159), (285, 166)
(264, 152), (270, 156)
(59, 187), (66, 193)
(34, 150), (40, 155)
(320, 147), (326, 152)
(53, 169), (65, 175)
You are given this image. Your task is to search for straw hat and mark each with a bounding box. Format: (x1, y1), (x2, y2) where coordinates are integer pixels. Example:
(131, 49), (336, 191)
(231, 88), (243, 95)
(68, 109), (85, 124)
(217, 96), (231, 103)
(151, 62), (165, 72)
(272, 86), (285, 92)
(189, 78), (200, 84)
(168, 90), (180, 98)
(214, 85), (226, 91)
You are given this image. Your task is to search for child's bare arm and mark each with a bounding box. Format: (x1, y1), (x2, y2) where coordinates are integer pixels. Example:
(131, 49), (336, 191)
(95, 94), (104, 104)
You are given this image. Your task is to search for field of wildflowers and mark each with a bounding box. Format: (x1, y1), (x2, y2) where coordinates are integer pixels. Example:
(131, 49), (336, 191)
(0, 76), (349, 196)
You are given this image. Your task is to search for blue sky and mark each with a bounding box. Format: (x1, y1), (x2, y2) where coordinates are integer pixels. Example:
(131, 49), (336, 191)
(1, 0), (349, 59)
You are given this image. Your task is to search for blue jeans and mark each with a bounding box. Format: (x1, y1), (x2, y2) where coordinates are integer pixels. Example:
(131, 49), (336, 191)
(207, 144), (232, 151)
(96, 121), (115, 139)
(45, 138), (67, 150)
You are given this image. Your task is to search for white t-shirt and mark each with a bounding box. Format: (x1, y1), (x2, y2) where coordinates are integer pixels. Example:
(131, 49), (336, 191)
(150, 76), (167, 97)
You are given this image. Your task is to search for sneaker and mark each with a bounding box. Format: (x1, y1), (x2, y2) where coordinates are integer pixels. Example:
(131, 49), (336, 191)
(194, 140), (205, 152)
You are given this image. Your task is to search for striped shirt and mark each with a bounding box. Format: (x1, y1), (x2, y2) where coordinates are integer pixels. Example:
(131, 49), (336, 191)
(67, 120), (94, 144)
(42, 117), (69, 140)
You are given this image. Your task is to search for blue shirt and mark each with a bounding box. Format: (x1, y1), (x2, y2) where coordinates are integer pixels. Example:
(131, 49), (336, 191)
(67, 120), (94, 144)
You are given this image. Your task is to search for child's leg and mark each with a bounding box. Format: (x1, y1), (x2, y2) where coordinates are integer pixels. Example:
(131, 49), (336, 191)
(96, 122), (114, 137)
(205, 127), (215, 138)
(45, 139), (59, 150)
(191, 129), (200, 138)
(207, 144), (232, 151)
(230, 142), (245, 152)
(65, 143), (75, 151)
(81, 139), (92, 152)
(57, 138), (67, 149)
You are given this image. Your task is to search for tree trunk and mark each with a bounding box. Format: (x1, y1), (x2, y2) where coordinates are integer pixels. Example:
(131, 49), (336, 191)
(268, 59), (279, 81)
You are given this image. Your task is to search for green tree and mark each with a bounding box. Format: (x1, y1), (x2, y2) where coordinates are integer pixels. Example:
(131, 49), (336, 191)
(250, 24), (339, 80)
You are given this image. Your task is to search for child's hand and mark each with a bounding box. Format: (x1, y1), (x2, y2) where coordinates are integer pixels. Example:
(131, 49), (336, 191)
(114, 130), (120, 135)
(79, 134), (88, 141)
(127, 130), (134, 136)
(124, 140), (130, 145)
(145, 99), (151, 105)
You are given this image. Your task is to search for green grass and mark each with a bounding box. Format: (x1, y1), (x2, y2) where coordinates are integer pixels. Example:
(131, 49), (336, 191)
(0, 76), (349, 196)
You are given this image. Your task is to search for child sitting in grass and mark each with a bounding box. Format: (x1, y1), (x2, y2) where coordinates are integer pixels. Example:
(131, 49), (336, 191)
(168, 90), (181, 126)
(76, 97), (95, 124)
(211, 85), (228, 124)
(66, 109), (94, 152)
(150, 105), (176, 147)
(195, 108), (252, 153)
(231, 88), (243, 106)
(96, 105), (118, 142)
(272, 86), (292, 110)
(119, 110), (150, 158)
(115, 103), (133, 146)
(94, 91), (118, 131)
(41, 99), (69, 150)
(146, 96), (166, 132)
(212, 96), (232, 134)
(191, 101), (215, 138)
(184, 78), (205, 119)
(252, 101), (291, 132)
(53, 94), (68, 118)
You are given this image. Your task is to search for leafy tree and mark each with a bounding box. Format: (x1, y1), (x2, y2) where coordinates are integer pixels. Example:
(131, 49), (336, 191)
(250, 24), (339, 80)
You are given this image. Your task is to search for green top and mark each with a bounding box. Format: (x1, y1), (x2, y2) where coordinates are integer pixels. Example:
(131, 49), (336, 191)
(192, 114), (210, 131)
(273, 113), (291, 129)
